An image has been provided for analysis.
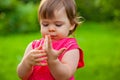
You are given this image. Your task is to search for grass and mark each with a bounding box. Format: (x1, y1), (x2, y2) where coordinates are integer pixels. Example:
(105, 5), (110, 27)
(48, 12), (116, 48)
(74, 22), (120, 80)
(0, 33), (41, 80)
(0, 22), (120, 80)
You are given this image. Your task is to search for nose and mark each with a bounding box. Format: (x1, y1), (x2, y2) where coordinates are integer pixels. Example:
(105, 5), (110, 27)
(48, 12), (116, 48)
(48, 26), (55, 32)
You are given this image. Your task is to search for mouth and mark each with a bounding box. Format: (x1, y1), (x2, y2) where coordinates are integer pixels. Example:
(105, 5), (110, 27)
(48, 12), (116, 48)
(50, 35), (57, 39)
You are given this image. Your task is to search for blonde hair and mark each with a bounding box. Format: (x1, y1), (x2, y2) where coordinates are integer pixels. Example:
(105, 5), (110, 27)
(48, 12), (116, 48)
(38, 0), (81, 35)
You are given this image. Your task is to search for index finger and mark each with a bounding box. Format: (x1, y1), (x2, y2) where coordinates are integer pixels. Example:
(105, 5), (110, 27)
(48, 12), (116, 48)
(47, 35), (52, 49)
(43, 35), (52, 52)
(35, 45), (42, 50)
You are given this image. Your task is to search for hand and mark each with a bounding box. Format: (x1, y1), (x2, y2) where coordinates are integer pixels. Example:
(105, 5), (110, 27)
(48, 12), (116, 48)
(43, 35), (66, 62)
(22, 46), (48, 67)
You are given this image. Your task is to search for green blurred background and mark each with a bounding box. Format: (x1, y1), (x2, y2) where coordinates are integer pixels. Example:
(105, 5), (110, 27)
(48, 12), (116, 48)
(0, 0), (120, 80)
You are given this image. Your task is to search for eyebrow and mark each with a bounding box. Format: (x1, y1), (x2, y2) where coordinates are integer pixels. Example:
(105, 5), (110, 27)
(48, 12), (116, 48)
(54, 20), (63, 22)
(41, 19), (65, 23)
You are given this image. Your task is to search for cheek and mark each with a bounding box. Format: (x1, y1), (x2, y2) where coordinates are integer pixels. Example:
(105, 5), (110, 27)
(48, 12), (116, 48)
(40, 28), (47, 36)
(41, 27), (47, 32)
(58, 28), (69, 36)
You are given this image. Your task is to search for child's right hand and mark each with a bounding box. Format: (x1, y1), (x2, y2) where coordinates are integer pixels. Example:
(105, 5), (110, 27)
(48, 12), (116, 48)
(22, 46), (48, 67)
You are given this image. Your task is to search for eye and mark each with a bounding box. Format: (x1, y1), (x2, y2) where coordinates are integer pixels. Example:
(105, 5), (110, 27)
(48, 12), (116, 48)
(55, 24), (62, 27)
(42, 23), (49, 27)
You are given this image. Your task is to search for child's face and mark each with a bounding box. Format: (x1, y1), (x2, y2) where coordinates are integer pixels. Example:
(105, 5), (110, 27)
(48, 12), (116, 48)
(40, 7), (75, 41)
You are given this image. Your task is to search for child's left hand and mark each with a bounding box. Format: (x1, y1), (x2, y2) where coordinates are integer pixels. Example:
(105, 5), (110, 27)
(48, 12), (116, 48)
(43, 35), (66, 62)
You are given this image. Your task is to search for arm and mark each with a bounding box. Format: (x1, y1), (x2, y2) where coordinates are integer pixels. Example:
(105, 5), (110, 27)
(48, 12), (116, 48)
(17, 42), (47, 80)
(48, 49), (79, 80)
(17, 43), (33, 80)
(44, 35), (79, 80)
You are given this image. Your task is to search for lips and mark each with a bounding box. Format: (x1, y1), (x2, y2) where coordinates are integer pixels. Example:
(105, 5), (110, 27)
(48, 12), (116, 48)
(50, 35), (57, 39)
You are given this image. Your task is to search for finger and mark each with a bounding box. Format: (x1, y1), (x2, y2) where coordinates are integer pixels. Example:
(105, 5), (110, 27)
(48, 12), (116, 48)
(31, 49), (45, 54)
(34, 53), (47, 59)
(45, 35), (48, 49)
(35, 57), (48, 66)
(43, 35), (47, 50)
(58, 48), (66, 55)
(35, 45), (42, 50)
(43, 35), (52, 51)
(36, 62), (48, 66)
(40, 62), (48, 66)
(47, 35), (52, 49)
(31, 56), (47, 66)
(35, 57), (48, 62)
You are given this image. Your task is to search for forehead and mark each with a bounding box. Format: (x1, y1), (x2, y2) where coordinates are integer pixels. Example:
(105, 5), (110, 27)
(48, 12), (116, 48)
(41, 7), (69, 22)
(42, 7), (68, 20)
(39, 0), (66, 19)
(54, 7), (67, 19)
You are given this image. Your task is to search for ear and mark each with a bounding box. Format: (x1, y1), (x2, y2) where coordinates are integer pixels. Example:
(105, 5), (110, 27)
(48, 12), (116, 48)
(69, 24), (75, 31)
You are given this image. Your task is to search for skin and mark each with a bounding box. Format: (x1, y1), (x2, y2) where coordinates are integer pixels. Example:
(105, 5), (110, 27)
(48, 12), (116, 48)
(40, 7), (75, 41)
(17, 7), (80, 80)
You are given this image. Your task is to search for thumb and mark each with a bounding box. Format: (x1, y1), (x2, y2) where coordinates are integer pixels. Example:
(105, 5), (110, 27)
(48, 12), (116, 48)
(58, 48), (66, 55)
(35, 45), (42, 50)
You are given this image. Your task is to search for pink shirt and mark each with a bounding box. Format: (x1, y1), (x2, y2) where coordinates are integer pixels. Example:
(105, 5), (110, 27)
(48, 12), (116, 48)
(29, 38), (84, 80)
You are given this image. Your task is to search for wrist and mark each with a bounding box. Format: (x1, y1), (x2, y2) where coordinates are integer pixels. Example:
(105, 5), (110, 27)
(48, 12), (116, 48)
(21, 59), (32, 69)
(47, 58), (59, 65)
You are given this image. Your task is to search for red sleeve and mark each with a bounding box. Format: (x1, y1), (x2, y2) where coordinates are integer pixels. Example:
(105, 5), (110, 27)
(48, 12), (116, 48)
(32, 40), (40, 49)
(77, 48), (84, 68)
(64, 39), (84, 68)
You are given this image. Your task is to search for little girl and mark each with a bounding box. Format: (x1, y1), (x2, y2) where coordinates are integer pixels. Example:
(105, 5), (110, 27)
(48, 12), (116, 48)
(17, 0), (84, 80)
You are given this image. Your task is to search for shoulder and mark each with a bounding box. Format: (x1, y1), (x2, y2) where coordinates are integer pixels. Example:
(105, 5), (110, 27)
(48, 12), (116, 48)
(23, 42), (33, 55)
(24, 38), (43, 55)
(60, 38), (84, 68)
(32, 38), (44, 49)
(58, 38), (79, 59)
(63, 38), (79, 51)
(63, 38), (78, 44)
